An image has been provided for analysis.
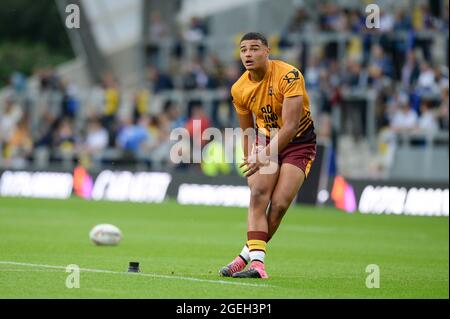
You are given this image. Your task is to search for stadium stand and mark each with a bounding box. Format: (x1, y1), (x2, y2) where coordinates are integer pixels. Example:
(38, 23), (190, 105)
(0, 0), (448, 182)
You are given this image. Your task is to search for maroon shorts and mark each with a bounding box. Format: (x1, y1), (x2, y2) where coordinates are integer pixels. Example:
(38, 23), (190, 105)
(278, 142), (316, 177)
(256, 137), (317, 177)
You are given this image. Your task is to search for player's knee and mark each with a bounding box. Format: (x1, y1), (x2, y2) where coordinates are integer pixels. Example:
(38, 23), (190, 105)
(250, 186), (271, 202)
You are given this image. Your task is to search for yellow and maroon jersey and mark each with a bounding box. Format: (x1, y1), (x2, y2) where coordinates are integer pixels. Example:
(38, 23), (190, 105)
(231, 60), (315, 143)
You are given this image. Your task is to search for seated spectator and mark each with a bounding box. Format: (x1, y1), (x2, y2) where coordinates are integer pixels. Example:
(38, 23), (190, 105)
(368, 63), (388, 90)
(183, 16), (209, 58)
(222, 63), (240, 89)
(394, 8), (413, 31)
(378, 94), (417, 170)
(143, 113), (173, 169)
(132, 88), (150, 123)
(4, 116), (33, 168)
(305, 55), (322, 91)
(60, 80), (79, 119)
(34, 111), (58, 148)
(389, 96), (418, 133)
(401, 50), (420, 91)
(53, 118), (76, 159)
(36, 67), (60, 92)
(416, 100), (439, 134)
(10, 71), (27, 95)
(348, 8), (364, 33)
(148, 115), (163, 140)
(147, 65), (174, 93)
(185, 103), (211, 148)
(84, 118), (109, 159)
(116, 116), (150, 157)
(182, 60), (209, 90)
(343, 58), (368, 90)
(279, 7), (310, 48)
(318, 3), (343, 32)
(417, 61), (437, 92)
(412, 101), (442, 150)
(369, 44), (393, 78)
(163, 100), (187, 130)
(75, 118), (108, 168)
(434, 65), (449, 91)
(379, 9), (395, 34)
(100, 72), (120, 132)
(0, 97), (23, 145)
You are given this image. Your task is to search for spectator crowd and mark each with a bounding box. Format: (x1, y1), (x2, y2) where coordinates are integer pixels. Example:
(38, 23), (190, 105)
(0, 1), (448, 177)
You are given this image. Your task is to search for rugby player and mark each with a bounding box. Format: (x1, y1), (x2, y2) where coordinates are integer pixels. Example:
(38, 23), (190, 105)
(220, 32), (317, 279)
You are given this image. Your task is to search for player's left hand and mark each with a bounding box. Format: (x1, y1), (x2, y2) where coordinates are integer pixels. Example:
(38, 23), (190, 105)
(240, 153), (270, 177)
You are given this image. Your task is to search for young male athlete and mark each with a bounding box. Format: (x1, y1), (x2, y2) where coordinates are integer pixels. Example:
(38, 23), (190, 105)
(219, 32), (316, 279)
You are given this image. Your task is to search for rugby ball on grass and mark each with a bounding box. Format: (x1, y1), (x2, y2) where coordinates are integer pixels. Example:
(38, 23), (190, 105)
(89, 224), (122, 246)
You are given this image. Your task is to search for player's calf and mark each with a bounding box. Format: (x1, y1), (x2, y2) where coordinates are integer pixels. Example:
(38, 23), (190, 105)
(267, 199), (290, 238)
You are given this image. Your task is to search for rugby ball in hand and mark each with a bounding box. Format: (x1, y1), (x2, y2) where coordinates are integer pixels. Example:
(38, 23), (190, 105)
(89, 224), (122, 246)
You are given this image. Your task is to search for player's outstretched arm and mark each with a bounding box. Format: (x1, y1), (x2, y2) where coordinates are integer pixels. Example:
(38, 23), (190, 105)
(242, 96), (302, 177)
(265, 95), (303, 157)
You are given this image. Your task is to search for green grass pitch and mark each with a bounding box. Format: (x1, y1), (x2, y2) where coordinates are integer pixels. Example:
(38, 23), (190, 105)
(0, 197), (448, 298)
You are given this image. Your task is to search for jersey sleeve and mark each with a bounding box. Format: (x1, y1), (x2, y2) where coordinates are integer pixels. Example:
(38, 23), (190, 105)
(279, 68), (304, 98)
(231, 85), (250, 115)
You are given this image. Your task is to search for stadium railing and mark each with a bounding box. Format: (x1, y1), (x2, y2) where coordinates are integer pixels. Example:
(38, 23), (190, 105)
(389, 131), (449, 181)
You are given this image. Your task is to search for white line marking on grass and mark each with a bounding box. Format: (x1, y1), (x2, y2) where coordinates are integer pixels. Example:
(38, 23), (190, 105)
(0, 268), (62, 273)
(0, 261), (271, 288)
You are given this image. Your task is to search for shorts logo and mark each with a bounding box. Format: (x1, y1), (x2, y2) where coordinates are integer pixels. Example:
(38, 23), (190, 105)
(268, 86), (273, 96)
(283, 69), (300, 84)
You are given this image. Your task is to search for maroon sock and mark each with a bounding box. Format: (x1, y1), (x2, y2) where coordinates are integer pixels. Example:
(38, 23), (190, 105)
(247, 231), (268, 241)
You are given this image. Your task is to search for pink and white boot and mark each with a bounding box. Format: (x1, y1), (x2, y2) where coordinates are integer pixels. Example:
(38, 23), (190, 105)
(232, 261), (268, 279)
(219, 256), (247, 277)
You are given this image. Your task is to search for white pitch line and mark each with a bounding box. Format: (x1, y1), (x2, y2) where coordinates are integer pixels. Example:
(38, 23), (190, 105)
(0, 268), (62, 273)
(0, 261), (271, 288)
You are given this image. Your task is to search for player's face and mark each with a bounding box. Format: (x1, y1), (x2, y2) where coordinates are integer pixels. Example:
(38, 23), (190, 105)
(239, 40), (269, 71)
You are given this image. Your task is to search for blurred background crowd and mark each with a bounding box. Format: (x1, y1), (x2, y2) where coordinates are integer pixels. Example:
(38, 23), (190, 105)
(0, 0), (448, 181)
